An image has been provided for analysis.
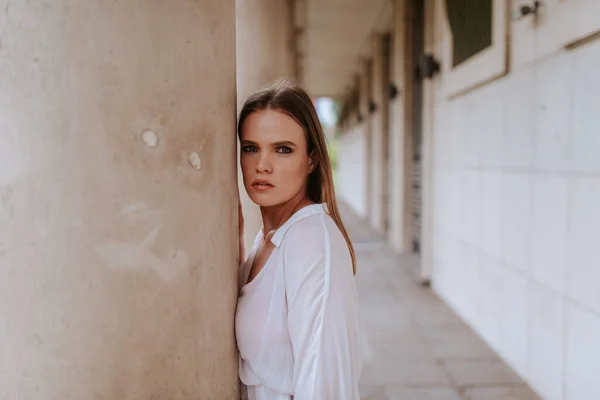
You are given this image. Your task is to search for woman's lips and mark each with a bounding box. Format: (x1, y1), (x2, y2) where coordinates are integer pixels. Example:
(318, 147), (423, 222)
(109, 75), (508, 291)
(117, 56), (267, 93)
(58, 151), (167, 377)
(251, 180), (274, 191)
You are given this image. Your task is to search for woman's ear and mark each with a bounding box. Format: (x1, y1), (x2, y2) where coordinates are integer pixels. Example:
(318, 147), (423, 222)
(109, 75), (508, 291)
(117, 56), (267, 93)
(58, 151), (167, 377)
(308, 150), (318, 174)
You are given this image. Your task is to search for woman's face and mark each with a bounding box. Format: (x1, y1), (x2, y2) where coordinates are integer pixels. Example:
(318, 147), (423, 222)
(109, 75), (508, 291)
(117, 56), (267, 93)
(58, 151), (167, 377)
(240, 109), (315, 208)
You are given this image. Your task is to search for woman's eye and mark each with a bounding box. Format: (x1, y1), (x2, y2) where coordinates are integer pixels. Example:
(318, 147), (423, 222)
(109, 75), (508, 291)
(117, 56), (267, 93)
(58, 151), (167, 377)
(276, 146), (292, 154)
(242, 145), (258, 153)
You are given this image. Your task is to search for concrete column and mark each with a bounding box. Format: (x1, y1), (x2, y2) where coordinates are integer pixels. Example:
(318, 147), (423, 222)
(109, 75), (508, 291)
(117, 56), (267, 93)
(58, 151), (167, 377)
(0, 1), (238, 398)
(419, 0), (438, 283)
(351, 75), (362, 128)
(369, 35), (387, 234)
(388, 0), (410, 254)
(359, 61), (372, 221)
(236, 0), (296, 252)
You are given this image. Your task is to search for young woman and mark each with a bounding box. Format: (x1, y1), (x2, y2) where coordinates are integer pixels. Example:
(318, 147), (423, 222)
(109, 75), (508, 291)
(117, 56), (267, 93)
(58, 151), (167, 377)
(235, 79), (362, 400)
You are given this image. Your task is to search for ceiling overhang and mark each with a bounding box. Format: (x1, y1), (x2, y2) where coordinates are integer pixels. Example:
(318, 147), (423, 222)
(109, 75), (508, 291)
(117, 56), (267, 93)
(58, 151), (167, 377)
(294, 0), (394, 99)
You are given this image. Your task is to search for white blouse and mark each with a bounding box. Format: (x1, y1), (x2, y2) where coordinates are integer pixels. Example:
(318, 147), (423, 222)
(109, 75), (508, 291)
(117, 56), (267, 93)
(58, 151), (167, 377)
(235, 203), (362, 400)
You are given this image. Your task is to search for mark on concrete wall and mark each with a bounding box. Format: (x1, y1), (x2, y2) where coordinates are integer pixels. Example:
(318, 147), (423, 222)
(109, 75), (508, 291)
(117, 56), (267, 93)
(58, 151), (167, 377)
(210, 19), (218, 34)
(120, 202), (148, 216)
(95, 225), (188, 282)
(141, 129), (159, 148)
(188, 152), (201, 170)
(95, 206), (188, 282)
(186, 137), (207, 171)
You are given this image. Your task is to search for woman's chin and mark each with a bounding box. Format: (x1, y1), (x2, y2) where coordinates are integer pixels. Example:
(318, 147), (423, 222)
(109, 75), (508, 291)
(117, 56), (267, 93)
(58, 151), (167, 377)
(247, 191), (280, 208)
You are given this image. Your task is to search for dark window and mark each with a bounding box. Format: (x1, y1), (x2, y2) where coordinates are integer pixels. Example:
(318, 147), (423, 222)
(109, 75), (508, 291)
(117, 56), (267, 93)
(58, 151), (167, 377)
(445, 0), (493, 67)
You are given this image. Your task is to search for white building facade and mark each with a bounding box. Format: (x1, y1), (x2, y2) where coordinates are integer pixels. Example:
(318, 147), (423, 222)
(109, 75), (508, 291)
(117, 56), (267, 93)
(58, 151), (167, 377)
(336, 1), (600, 399)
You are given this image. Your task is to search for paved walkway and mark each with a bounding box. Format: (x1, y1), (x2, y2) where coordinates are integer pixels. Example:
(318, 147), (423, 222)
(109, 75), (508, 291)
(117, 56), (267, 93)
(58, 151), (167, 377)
(338, 203), (541, 400)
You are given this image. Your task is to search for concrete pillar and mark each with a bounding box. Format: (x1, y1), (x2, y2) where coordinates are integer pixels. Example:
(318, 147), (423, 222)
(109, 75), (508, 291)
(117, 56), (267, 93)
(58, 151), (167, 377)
(236, 0), (297, 252)
(0, 1), (238, 398)
(419, 0), (437, 283)
(369, 35), (388, 234)
(388, 0), (410, 254)
(351, 75), (362, 128)
(359, 61), (373, 221)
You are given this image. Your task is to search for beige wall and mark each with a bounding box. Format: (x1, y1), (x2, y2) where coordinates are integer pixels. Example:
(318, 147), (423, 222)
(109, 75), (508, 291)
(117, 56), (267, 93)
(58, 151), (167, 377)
(236, 0), (296, 104)
(0, 1), (239, 398)
(428, 1), (600, 399)
(236, 0), (296, 252)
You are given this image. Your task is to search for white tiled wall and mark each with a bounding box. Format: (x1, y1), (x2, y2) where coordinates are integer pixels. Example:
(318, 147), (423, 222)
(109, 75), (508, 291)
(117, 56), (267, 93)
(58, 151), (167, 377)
(566, 178), (600, 315)
(529, 284), (564, 400)
(531, 175), (568, 293)
(499, 268), (529, 379)
(565, 303), (600, 400)
(571, 44), (600, 173)
(337, 123), (368, 218)
(431, 29), (600, 400)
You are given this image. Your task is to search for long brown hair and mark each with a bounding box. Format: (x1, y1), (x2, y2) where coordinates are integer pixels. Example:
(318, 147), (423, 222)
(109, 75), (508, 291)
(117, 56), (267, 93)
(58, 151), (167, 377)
(237, 78), (357, 275)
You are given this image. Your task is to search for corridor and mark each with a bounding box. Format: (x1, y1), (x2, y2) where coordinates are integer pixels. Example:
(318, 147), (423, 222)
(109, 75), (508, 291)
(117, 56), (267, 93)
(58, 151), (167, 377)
(339, 203), (541, 400)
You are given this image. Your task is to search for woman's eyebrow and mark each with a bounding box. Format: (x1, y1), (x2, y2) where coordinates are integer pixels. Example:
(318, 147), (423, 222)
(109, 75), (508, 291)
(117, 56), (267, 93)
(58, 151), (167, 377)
(240, 140), (297, 147)
(272, 141), (297, 147)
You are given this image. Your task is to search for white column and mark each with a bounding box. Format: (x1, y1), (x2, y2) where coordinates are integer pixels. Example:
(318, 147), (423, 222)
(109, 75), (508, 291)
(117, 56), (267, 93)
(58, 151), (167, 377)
(0, 1), (239, 398)
(359, 61), (373, 223)
(369, 35), (387, 234)
(419, 0), (438, 282)
(388, 0), (410, 254)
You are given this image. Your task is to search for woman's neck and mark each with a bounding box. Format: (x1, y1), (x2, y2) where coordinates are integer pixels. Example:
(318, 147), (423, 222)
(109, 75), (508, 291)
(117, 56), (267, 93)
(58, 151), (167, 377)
(260, 193), (315, 236)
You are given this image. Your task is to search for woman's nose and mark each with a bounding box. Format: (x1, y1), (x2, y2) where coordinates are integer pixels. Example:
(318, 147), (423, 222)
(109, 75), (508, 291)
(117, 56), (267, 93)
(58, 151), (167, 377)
(256, 152), (272, 173)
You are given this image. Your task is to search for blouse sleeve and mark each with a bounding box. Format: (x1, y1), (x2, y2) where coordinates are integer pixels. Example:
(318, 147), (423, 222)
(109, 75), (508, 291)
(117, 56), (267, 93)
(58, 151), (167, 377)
(282, 216), (362, 400)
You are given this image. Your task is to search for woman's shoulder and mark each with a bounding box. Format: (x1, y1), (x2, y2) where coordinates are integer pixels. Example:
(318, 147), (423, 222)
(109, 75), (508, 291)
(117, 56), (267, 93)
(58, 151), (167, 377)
(279, 210), (347, 256)
(279, 209), (354, 282)
(274, 204), (338, 245)
(286, 214), (328, 243)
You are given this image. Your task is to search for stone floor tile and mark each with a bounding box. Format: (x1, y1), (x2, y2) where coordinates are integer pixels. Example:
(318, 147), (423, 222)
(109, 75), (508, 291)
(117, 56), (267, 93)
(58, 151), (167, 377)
(429, 341), (498, 360)
(418, 325), (498, 360)
(360, 360), (451, 386)
(383, 387), (463, 400)
(443, 359), (523, 388)
(409, 304), (468, 328)
(360, 386), (462, 400)
(359, 385), (385, 399)
(368, 339), (434, 361)
(421, 324), (490, 345)
(462, 386), (542, 400)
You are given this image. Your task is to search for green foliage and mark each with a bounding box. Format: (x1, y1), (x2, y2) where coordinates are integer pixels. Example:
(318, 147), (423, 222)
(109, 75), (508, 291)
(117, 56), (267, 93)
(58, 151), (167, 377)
(326, 137), (339, 170)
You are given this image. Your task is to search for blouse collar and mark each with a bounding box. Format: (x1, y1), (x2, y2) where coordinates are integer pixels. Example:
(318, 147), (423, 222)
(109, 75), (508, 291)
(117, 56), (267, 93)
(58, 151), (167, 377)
(270, 203), (328, 247)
